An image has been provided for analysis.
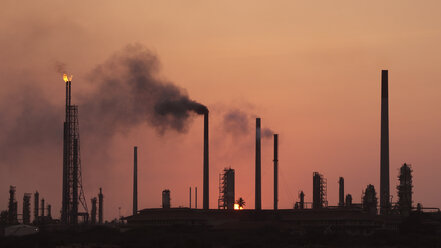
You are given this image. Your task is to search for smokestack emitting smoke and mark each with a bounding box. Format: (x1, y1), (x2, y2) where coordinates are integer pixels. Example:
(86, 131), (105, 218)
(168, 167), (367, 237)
(255, 118), (261, 210)
(273, 134), (278, 210)
(380, 69), (390, 214)
(133, 146), (138, 215)
(203, 112), (209, 210)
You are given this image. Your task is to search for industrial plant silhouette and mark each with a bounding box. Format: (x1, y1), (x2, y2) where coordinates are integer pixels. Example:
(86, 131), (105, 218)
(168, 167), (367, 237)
(1, 70), (440, 247)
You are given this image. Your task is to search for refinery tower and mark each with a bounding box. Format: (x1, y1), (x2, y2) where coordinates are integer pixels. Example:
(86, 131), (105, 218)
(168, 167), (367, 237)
(61, 74), (88, 224)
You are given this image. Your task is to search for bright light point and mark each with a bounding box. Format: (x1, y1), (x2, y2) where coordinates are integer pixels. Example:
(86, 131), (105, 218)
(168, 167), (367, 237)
(63, 74), (73, 82)
(234, 204), (243, 210)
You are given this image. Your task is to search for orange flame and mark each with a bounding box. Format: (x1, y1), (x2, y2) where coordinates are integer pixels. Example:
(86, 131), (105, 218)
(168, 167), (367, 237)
(63, 74), (73, 82)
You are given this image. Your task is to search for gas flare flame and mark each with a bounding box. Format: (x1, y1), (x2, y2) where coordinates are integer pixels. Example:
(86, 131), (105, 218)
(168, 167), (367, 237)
(63, 74), (73, 82)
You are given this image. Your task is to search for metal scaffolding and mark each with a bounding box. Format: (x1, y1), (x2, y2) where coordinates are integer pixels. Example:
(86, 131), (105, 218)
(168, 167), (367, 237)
(218, 168), (235, 210)
(62, 79), (88, 224)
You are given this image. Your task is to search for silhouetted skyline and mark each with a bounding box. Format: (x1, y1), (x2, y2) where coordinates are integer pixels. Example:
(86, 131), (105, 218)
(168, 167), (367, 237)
(1, 1), (441, 222)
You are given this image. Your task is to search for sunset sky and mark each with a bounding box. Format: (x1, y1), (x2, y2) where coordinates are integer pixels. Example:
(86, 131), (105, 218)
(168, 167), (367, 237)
(1, 1), (440, 221)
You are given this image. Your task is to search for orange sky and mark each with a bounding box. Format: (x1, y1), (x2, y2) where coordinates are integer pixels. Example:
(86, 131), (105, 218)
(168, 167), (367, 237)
(1, 1), (440, 221)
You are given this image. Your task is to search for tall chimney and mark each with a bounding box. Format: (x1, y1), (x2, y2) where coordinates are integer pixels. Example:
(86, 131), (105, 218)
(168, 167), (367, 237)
(203, 112), (209, 210)
(255, 118), (262, 210)
(34, 191), (39, 223)
(133, 146), (138, 215)
(195, 187), (198, 209)
(189, 187), (192, 208)
(339, 177), (344, 207)
(299, 191), (305, 209)
(41, 198), (45, 217)
(273, 134), (278, 210)
(91, 197), (97, 224)
(98, 188), (103, 224)
(47, 204), (52, 219)
(380, 70), (390, 214)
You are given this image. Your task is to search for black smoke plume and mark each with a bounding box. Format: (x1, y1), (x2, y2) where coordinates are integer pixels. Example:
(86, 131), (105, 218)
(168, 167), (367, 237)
(81, 44), (207, 136)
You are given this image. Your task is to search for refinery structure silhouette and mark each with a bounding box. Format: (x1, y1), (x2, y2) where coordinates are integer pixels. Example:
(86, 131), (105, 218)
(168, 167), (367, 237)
(1, 70), (440, 241)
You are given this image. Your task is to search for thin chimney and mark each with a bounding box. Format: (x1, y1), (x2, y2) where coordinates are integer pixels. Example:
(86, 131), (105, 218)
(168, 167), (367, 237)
(195, 187), (198, 209)
(255, 118), (262, 210)
(41, 198), (45, 217)
(203, 112), (209, 210)
(339, 177), (344, 207)
(133, 146), (138, 215)
(189, 187), (192, 208)
(98, 188), (103, 224)
(34, 191), (39, 223)
(380, 70), (390, 214)
(273, 134), (278, 210)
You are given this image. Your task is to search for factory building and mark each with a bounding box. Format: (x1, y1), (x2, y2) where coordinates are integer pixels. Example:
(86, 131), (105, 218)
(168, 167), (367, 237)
(22, 193), (31, 224)
(397, 163), (413, 216)
(362, 184), (378, 215)
(312, 172), (327, 209)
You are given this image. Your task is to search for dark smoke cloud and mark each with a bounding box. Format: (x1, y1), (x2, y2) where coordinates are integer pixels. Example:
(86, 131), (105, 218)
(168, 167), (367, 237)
(222, 109), (274, 139)
(0, 44), (207, 166)
(81, 44), (207, 137)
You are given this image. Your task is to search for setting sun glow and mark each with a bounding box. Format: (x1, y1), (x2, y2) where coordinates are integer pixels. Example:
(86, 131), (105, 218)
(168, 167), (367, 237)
(234, 204), (243, 210)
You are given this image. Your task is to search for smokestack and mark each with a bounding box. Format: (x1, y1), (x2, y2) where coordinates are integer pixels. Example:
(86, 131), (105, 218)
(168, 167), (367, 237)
(195, 187), (198, 209)
(162, 189), (171, 209)
(273, 134), (278, 210)
(91, 197), (97, 224)
(98, 188), (103, 224)
(41, 198), (45, 217)
(8, 186), (17, 225)
(255, 118), (261, 210)
(133, 146), (138, 215)
(299, 191), (305, 209)
(203, 112), (209, 210)
(339, 177), (344, 207)
(380, 69), (390, 214)
(189, 187), (192, 208)
(34, 191), (39, 223)
(62, 79), (71, 224)
(47, 204), (52, 219)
